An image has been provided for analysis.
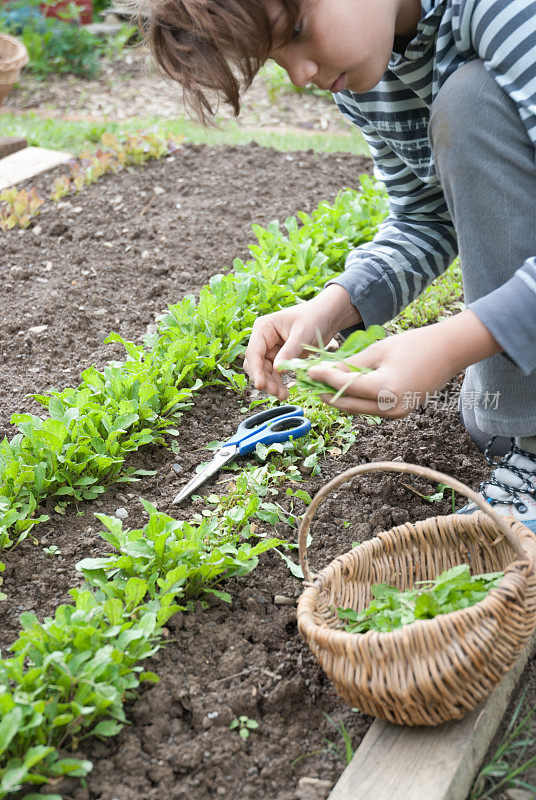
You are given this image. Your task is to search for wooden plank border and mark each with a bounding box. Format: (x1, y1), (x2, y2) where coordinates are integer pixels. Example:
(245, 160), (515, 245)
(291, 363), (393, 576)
(0, 146), (72, 190)
(328, 633), (536, 800)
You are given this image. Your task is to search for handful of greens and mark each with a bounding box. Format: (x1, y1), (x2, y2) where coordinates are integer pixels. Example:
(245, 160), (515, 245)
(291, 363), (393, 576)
(277, 326), (385, 401)
(337, 564), (504, 633)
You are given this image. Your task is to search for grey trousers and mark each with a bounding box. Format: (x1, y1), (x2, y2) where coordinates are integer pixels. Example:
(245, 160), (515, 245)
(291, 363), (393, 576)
(429, 60), (536, 437)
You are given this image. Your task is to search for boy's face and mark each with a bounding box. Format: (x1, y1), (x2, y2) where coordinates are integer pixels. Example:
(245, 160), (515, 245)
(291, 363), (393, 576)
(268, 0), (421, 94)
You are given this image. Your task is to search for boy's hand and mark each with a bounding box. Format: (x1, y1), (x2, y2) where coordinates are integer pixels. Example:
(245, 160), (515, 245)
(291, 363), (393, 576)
(244, 284), (362, 400)
(308, 310), (502, 417)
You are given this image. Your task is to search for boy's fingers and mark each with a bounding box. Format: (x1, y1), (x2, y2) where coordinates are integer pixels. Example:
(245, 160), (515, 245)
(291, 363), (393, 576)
(265, 344), (281, 362)
(273, 334), (307, 370)
(308, 365), (381, 401)
(244, 327), (277, 385)
(243, 356), (264, 389)
(339, 343), (383, 371)
(263, 366), (287, 398)
(244, 351), (288, 400)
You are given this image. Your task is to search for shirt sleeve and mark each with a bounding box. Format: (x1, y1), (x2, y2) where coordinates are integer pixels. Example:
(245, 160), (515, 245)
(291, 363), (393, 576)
(453, 0), (536, 375)
(468, 259), (536, 376)
(326, 120), (458, 327)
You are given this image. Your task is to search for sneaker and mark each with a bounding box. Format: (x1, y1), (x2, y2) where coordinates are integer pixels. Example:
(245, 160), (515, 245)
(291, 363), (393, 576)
(458, 438), (536, 533)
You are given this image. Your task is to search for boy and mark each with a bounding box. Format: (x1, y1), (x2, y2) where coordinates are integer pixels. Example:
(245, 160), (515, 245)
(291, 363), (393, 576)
(142, 0), (536, 529)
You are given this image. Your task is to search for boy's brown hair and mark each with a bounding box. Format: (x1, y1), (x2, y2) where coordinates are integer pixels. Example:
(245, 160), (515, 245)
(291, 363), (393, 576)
(140, 0), (299, 122)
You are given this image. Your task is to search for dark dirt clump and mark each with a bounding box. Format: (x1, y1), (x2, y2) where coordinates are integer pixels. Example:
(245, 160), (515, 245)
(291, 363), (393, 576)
(1, 142), (532, 800)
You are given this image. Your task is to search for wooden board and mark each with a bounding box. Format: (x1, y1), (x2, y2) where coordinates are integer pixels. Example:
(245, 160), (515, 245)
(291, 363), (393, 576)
(85, 21), (122, 35)
(98, 5), (137, 19)
(328, 634), (536, 800)
(0, 136), (27, 160)
(0, 146), (72, 190)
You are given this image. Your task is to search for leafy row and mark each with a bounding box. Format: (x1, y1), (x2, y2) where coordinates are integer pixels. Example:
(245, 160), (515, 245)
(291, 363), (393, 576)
(0, 176), (389, 555)
(0, 383), (364, 796)
(0, 512), (271, 794)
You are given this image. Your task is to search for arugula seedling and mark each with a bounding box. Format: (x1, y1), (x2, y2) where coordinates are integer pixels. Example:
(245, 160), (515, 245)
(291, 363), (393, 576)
(43, 545), (62, 557)
(400, 480), (456, 511)
(229, 716), (259, 740)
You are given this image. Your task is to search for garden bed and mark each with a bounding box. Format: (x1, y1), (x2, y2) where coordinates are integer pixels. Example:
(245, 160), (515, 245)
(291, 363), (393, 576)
(1, 143), (534, 800)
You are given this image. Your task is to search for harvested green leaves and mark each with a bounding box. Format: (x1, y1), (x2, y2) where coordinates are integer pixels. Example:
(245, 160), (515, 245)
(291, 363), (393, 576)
(277, 326), (385, 401)
(337, 565), (505, 633)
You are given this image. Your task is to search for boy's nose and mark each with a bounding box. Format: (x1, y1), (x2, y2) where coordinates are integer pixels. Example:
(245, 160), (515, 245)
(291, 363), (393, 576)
(285, 57), (319, 88)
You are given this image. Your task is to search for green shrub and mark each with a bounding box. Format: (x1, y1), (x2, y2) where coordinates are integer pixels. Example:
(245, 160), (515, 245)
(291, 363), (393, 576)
(0, 1), (105, 78)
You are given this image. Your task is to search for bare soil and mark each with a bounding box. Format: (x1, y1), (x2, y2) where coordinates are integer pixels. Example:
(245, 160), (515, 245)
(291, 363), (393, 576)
(1, 143), (534, 800)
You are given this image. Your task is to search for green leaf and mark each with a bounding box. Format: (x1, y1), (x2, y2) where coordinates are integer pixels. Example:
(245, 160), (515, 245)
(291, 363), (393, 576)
(20, 745), (54, 771)
(131, 469), (158, 477)
(52, 713), (74, 727)
(76, 556), (116, 572)
(49, 757), (93, 777)
(125, 577), (148, 608)
(414, 592), (440, 620)
(286, 488), (313, 505)
(22, 795), (62, 800)
(1, 765), (28, 791)
(207, 588), (232, 603)
(0, 708), (22, 755)
(19, 612), (38, 629)
(273, 548), (303, 579)
(92, 719), (123, 738)
(48, 395), (66, 420)
(139, 671), (160, 684)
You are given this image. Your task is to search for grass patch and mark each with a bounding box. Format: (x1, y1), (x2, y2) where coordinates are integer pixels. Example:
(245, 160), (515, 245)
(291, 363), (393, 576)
(471, 690), (536, 799)
(0, 110), (369, 157)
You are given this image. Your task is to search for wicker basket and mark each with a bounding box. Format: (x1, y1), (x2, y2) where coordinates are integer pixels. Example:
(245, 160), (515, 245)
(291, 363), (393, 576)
(297, 461), (536, 727)
(0, 33), (29, 107)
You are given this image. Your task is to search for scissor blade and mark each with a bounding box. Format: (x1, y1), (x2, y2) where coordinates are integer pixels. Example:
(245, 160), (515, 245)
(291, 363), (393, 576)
(172, 447), (236, 504)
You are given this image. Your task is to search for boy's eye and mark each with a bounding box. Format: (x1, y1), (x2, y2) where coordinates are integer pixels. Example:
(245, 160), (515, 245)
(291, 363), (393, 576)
(292, 21), (302, 39)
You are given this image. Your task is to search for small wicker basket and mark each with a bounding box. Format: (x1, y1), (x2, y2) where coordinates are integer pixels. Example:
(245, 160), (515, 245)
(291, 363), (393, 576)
(297, 461), (536, 727)
(0, 33), (29, 107)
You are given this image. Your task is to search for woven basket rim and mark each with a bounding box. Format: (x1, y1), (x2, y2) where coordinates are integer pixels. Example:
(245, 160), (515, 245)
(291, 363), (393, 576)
(303, 509), (529, 584)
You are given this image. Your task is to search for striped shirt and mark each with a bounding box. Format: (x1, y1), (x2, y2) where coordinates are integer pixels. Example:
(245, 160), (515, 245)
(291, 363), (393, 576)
(328, 0), (536, 375)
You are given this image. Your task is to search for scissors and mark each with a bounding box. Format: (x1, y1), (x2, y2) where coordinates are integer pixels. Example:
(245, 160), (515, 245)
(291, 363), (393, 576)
(172, 404), (311, 504)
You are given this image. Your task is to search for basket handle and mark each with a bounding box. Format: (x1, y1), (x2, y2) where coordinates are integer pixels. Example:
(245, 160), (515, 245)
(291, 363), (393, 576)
(298, 461), (534, 583)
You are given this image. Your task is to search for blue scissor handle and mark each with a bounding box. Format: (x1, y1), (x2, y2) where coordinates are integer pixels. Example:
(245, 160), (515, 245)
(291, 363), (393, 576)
(238, 415), (311, 455)
(224, 405), (307, 452)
